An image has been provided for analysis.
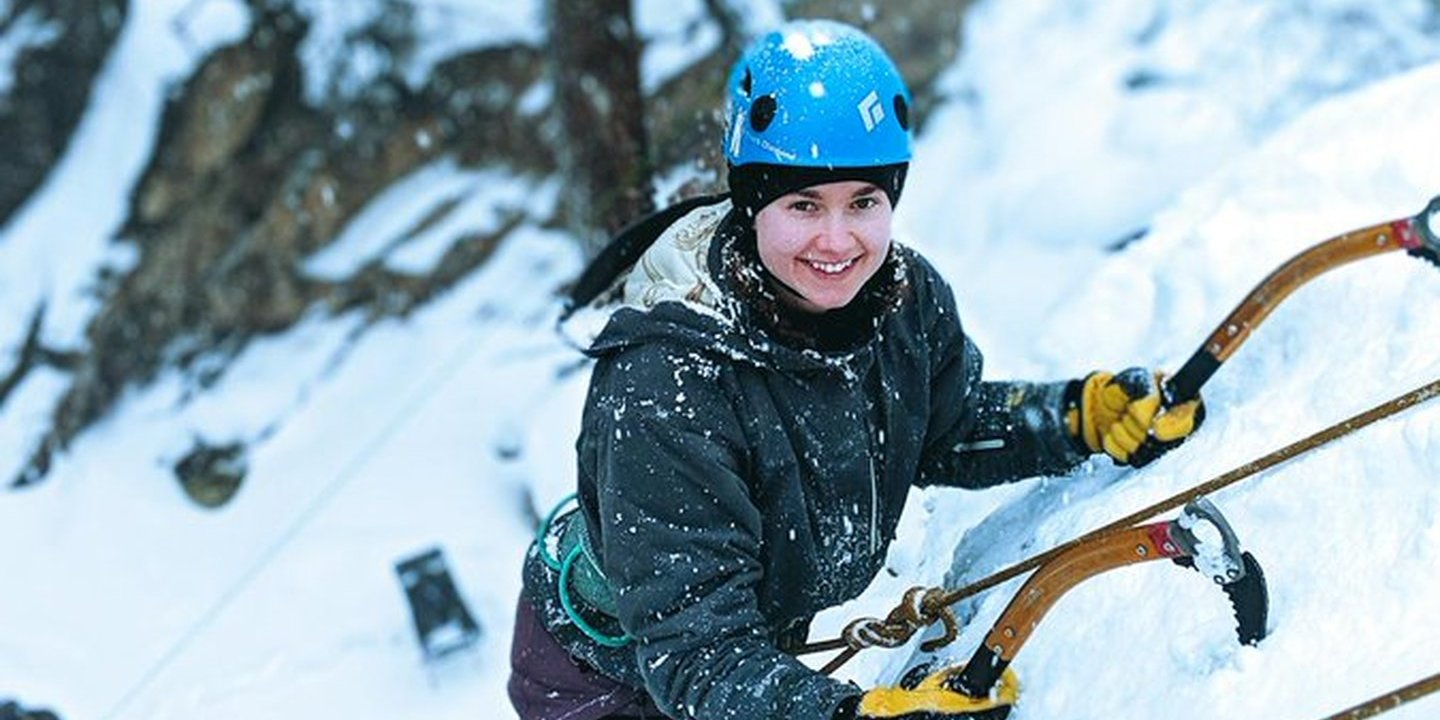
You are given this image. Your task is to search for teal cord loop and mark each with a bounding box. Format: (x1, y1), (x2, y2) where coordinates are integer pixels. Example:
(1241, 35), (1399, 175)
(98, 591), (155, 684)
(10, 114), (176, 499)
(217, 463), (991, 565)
(536, 492), (632, 647)
(559, 544), (633, 648)
(537, 493), (579, 571)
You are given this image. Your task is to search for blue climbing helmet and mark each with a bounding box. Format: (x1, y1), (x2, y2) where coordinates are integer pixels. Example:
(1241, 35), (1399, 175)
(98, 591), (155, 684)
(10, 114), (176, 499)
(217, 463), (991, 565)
(723, 19), (913, 169)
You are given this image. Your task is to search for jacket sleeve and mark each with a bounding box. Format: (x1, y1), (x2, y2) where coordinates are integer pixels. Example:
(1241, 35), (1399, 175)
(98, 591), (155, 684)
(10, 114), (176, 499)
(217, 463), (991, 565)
(580, 343), (861, 720)
(915, 267), (1088, 488)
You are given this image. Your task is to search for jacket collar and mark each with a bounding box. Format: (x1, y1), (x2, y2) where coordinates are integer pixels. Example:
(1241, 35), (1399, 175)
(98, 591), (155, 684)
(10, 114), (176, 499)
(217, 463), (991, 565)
(588, 200), (910, 373)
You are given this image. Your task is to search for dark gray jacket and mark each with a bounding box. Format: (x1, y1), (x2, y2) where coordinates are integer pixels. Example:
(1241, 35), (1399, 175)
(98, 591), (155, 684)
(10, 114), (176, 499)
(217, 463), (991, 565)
(524, 200), (1085, 720)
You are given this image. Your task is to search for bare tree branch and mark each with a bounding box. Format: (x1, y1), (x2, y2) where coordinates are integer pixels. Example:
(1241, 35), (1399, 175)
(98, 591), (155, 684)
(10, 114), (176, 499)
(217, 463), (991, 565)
(545, 0), (654, 257)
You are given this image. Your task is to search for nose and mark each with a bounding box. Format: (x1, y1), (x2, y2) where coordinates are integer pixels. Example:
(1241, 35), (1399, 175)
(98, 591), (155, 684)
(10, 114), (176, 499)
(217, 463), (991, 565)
(814, 211), (853, 253)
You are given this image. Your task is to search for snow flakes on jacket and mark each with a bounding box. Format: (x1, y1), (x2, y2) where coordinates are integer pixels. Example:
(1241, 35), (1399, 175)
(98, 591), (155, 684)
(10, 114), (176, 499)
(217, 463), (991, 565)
(523, 200), (1085, 720)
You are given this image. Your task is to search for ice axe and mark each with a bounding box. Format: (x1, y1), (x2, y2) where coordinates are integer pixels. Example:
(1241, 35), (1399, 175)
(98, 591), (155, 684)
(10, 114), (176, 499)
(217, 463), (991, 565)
(1162, 194), (1440, 406)
(947, 498), (1265, 706)
(860, 499), (1266, 719)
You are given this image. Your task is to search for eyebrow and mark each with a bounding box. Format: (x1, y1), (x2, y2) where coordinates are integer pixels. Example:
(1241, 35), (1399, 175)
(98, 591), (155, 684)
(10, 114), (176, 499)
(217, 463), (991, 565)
(794, 184), (883, 199)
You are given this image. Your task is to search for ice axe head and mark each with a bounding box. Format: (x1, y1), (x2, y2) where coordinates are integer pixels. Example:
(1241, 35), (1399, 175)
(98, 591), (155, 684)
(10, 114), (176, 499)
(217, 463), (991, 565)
(1407, 194), (1440, 267)
(1173, 497), (1246, 585)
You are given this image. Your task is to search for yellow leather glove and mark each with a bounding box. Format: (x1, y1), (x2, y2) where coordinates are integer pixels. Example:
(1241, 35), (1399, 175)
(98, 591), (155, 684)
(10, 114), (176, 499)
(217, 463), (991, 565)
(1066, 367), (1205, 467)
(833, 663), (1019, 720)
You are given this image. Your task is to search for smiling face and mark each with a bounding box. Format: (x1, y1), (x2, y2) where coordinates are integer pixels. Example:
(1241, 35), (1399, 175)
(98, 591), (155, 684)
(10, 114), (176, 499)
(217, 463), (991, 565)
(753, 180), (894, 313)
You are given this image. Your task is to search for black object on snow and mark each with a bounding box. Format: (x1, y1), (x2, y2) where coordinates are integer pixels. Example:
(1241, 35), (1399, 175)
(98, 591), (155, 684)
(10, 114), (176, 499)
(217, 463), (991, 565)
(0, 699), (61, 720)
(395, 546), (482, 662)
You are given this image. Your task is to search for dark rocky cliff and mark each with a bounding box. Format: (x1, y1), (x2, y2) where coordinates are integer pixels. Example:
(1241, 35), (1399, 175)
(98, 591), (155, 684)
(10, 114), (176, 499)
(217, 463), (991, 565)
(2, 0), (964, 495)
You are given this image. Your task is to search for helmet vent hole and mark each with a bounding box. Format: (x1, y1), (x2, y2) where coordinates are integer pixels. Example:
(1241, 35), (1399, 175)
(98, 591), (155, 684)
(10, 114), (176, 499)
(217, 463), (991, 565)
(750, 95), (777, 132)
(893, 95), (910, 131)
(740, 68), (753, 96)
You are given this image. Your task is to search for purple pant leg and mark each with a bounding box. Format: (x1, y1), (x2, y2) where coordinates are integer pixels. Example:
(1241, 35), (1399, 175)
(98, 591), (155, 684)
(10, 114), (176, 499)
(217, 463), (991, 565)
(507, 597), (665, 719)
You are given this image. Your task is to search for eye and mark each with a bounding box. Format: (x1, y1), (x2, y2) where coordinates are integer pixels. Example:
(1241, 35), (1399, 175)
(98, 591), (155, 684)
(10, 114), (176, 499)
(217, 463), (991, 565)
(788, 199), (819, 213)
(852, 195), (881, 210)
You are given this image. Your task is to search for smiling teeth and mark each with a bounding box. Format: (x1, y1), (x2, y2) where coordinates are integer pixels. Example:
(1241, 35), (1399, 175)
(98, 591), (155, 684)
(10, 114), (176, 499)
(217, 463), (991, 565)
(807, 258), (856, 274)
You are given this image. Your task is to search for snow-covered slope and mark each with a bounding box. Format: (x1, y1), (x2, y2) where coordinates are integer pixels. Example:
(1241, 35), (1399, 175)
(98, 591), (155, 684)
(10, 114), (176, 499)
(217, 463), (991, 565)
(3, 1), (1440, 719)
(851, 59), (1440, 719)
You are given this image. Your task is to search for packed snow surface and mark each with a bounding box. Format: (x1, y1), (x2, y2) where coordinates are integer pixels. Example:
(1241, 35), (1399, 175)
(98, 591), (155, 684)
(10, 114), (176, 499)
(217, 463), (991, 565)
(3, 1), (1440, 719)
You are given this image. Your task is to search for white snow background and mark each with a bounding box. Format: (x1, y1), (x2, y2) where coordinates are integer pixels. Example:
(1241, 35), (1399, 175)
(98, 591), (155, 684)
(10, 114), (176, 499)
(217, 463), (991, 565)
(4, 1), (1440, 718)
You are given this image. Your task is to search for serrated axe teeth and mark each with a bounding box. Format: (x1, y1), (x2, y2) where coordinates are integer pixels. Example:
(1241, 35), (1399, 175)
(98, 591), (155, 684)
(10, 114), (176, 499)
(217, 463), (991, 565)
(1420, 195), (1440, 251)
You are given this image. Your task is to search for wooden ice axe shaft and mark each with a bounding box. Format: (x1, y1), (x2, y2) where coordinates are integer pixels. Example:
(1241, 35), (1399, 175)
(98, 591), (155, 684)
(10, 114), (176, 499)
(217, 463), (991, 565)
(1165, 195), (1440, 405)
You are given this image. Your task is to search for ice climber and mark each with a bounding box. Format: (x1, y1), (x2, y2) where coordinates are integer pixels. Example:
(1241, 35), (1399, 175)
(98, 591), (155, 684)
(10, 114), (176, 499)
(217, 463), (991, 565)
(508, 18), (1204, 720)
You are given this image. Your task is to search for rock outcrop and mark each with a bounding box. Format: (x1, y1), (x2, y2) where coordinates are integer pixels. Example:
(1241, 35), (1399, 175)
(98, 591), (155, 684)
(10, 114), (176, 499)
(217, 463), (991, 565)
(0, 0), (127, 229)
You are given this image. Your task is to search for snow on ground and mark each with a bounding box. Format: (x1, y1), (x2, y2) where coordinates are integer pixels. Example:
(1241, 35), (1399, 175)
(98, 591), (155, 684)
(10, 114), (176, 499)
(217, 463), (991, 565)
(295, 0), (542, 103)
(304, 158), (560, 278)
(866, 59), (1440, 720)
(900, 0), (1440, 371)
(1, 220), (581, 719)
(0, 0), (250, 490)
(0, 0), (249, 354)
(635, 0), (721, 94)
(4, 1), (1440, 719)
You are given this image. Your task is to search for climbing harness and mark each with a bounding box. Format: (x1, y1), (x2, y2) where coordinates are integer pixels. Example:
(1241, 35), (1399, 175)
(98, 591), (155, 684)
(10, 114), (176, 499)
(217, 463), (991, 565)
(536, 493), (633, 648)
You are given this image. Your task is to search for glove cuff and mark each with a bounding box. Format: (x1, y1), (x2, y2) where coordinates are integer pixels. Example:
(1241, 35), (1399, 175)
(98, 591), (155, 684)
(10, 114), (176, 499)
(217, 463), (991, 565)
(1061, 377), (1091, 456)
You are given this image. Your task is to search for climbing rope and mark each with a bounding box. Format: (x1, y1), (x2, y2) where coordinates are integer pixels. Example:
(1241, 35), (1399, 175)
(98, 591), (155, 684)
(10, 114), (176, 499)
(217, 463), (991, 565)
(99, 327), (501, 720)
(1318, 670), (1440, 719)
(801, 376), (1440, 675)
